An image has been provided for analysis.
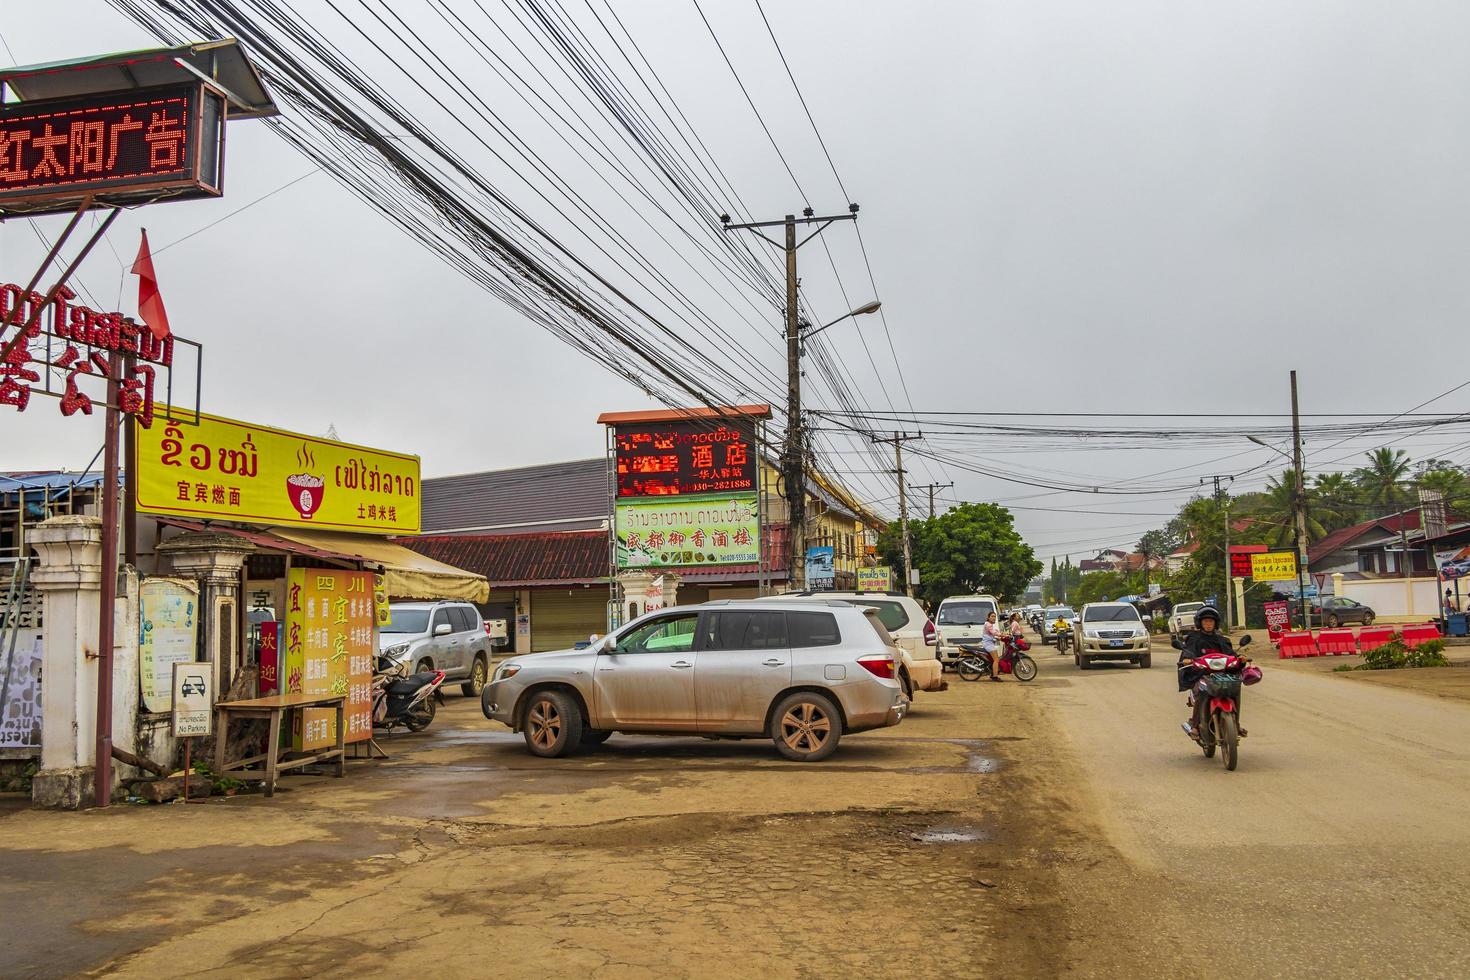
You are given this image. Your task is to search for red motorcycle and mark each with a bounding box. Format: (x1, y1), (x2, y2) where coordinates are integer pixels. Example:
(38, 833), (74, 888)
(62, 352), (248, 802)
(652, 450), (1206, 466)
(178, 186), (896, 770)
(956, 636), (1038, 682)
(1174, 634), (1258, 771)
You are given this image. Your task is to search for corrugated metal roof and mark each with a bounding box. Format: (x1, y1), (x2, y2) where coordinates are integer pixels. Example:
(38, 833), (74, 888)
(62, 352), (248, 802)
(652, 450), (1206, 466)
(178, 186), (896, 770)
(1, 471), (112, 491)
(421, 458), (610, 534)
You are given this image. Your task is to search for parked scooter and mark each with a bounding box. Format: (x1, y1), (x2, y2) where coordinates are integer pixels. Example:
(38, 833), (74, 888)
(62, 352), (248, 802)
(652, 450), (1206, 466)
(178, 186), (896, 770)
(372, 654), (446, 733)
(1171, 634), (1259, 771)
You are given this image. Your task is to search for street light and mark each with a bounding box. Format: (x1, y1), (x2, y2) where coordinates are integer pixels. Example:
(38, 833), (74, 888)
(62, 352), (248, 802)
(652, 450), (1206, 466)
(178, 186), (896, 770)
(801, 300), (882, 341)
(1247, 434), (1293, 462)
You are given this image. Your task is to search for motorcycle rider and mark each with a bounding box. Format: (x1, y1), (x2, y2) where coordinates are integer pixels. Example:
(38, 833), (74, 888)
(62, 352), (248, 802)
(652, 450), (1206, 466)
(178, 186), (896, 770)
(1178, 605), (1244, 740)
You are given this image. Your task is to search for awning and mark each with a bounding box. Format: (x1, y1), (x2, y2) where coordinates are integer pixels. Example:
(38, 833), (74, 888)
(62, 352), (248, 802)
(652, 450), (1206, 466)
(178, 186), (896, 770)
(158, 519), (488, 603)
(268, 527), (489, 603)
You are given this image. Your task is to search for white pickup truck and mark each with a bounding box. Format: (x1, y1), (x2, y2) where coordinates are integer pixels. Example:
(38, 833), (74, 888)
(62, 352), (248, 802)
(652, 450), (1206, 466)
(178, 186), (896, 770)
(1168, 601), (1206, 638)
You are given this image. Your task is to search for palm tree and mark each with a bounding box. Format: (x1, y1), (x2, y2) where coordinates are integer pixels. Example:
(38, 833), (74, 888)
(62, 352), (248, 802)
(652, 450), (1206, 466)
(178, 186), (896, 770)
(1254, 470), (1326, 549)
(1356, 448), (1411, 512)
(1311, 472), (1356, 531)
(1417, 466), (1470, 514)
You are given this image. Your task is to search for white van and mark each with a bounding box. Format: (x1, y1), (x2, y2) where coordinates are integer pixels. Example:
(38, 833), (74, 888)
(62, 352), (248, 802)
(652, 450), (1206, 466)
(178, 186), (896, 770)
(934, 594), (1001, 665)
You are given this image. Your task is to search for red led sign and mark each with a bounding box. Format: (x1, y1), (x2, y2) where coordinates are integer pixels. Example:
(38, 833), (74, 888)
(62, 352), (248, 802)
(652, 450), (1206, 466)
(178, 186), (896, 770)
(614, 420), (757, 497)
(0, 84), (224, 215)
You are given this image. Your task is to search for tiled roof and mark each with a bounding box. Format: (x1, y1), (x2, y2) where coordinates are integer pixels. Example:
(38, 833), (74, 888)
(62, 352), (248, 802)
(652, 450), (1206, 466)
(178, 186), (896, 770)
(399, 523), (792, 588)
(420, 458), (609, 534)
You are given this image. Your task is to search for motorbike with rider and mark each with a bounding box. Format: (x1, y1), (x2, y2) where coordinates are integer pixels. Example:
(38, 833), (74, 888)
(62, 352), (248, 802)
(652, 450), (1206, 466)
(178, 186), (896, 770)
(1177, 604), (1244, 741)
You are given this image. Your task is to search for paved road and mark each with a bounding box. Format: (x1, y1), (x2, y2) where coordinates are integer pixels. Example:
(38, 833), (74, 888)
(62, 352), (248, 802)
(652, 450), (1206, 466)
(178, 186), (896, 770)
(1028, 644), (1470, 978)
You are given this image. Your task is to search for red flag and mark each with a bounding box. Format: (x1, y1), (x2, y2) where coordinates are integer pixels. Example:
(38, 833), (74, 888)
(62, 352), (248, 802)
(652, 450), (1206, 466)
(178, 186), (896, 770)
(130, 230), (171, 341)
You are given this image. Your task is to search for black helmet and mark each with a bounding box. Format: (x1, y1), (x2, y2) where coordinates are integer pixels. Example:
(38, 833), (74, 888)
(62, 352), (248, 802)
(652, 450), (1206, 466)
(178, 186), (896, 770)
(1194, 605), (1222, 630)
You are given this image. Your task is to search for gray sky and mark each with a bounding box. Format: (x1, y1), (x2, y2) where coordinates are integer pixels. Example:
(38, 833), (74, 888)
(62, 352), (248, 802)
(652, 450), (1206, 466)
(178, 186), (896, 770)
(5, 0), (1470, 563)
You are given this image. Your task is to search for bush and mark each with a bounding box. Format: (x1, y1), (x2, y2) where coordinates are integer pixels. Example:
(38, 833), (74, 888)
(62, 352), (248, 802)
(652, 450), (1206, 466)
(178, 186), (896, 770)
(1351, 635), (1450, 671)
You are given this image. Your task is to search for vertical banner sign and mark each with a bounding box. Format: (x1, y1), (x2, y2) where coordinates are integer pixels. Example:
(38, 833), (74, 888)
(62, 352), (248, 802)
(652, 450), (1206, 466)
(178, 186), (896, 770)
(284, 569), (375, 750)
(170, 662), (213, 737)
(1263, 600), (1291, 634)
(857, 567), (892, 592)
(805, 546), (835, 590)
(138, 578), (199, 714)
(257, 621), (280, 697)
(373, 574), (391, 627)
(0, 631), (43, 749)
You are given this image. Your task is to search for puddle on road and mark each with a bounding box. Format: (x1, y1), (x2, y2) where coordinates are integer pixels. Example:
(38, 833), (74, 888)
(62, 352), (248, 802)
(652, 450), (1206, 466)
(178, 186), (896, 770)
(910, 824), (990, 844)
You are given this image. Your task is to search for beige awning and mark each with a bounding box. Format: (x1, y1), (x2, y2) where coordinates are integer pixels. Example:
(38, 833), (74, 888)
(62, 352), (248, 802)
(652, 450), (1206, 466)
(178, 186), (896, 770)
(268, 527), (489, 603)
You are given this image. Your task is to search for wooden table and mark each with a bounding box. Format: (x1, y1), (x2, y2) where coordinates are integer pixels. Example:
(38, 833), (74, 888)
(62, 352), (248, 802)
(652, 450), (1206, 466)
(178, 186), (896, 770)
(213, 692), (346, 797)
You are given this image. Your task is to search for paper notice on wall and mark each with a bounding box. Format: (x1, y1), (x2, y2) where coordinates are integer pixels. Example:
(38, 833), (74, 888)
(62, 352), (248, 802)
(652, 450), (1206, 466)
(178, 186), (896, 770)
(0, 631), (43, 750)
(139, 579), (200, 714)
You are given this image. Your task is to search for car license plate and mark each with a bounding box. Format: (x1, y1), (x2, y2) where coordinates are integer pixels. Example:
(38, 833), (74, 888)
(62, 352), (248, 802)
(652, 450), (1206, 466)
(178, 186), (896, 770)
(1108, 639), (1123, 648)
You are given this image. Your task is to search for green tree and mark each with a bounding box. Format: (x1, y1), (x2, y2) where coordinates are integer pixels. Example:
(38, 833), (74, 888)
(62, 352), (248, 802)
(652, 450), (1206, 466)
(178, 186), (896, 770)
(1416, 464), (1470, 514)
(1247, 469), (1325, 549)
(1313, 472), (1360, 531)
(1072, 569), (1145, 605)
(1354, 448), (1411, 511)
(878, 502), (1042, 606)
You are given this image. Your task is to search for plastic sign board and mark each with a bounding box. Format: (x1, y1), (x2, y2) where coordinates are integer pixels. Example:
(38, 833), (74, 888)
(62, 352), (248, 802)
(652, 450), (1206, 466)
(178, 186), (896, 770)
(1229, 544), (1268, 578)
(613, 418), (756, 497)
(857, 566), (892, 592)
(139, 578), (200, 713)
(1250, 551), (1299, 582)
(284, 569), (375, 749)
(615, 496), (759, 567)
(805, 546), (835, 589)
(134, 409), (421, 534)
(171, 662), (213, 738)
(0, 84), (225, 217)
(1263, 600), (1291, 633)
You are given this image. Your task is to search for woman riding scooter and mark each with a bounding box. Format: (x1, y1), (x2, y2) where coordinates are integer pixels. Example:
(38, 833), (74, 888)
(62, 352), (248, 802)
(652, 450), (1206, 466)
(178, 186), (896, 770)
(1178, 605), (1245, 740)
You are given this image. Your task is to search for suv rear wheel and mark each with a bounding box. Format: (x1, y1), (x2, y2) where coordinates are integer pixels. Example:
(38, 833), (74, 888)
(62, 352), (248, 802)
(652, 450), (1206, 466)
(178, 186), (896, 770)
(521, 689), (582, 758)
(461, 654), (488, 697)
(770, 692), (842, 762)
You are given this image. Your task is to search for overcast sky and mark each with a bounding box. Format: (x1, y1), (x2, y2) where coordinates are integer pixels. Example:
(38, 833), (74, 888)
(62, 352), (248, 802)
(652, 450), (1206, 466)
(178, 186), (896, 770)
(5, 0), (1470, 562)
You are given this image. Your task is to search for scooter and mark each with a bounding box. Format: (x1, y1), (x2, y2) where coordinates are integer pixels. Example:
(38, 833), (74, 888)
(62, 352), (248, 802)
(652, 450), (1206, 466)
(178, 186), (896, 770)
(372, 654), (446, 733)
(956, 636), (1038, 682)
(1171, 634), (1259, 771)
(1053, 621), (1073, 656)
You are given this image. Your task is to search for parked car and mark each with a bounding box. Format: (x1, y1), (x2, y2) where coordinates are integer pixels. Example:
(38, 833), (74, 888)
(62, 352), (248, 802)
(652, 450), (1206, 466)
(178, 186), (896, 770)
(1039, 605), (1077, 645)
(933, 594), (1000, 665)
(1168, 601), (1206, 638)
(481, 600), (909, 761)
(1311, 596), (1376, 627)
(379, 600), (494, 696)
(765, 591), (942, 698)
(1075, 601), (1151, 669)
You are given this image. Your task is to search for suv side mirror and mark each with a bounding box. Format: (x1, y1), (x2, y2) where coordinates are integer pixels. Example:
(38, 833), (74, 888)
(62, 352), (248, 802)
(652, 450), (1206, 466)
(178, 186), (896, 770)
(434, 622), (453, 636)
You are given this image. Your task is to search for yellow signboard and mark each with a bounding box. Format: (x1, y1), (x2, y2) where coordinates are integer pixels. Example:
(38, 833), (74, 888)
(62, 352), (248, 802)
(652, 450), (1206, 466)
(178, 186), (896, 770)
(134, 409), (420, 534)
(1250, 551), (1299, 582)
(857, 567), (892, 592)
(284, 568), (376, 750)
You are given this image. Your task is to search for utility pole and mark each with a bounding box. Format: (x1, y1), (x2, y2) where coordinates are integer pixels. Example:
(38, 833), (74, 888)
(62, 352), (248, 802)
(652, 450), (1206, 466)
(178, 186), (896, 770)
(910, 482), (953, 519)
(1290, 370), (1312, 629)
(874, 432), (921, 595)
(723, 206), (860, 589)
(1203, 474), (1236, 631)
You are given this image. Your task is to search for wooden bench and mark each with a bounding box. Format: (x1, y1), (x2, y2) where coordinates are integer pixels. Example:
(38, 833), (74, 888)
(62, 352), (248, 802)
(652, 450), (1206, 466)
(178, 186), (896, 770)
(213, 692), (346, 798)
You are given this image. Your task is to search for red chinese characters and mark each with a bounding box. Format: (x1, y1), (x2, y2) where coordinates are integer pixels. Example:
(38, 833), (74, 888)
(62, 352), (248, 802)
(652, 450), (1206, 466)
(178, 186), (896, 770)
(0, 93), (191, 193)
(614, 420), (757, 497)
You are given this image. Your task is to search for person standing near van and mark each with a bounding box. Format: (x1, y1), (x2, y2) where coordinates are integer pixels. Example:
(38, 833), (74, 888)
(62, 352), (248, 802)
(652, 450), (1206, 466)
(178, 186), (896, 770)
(981, 612), (1004, 682)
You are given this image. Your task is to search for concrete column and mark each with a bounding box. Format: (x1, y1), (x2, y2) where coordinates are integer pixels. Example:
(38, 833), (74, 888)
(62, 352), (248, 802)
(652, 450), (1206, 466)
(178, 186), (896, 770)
(616, 569), (654, 619)
(1332, 572), (1344, 601)
(28, 516), (102, 809)
(1232, 576), (1247, 630)
(157, 533), (254, 695)
(659, 573), (682, 610)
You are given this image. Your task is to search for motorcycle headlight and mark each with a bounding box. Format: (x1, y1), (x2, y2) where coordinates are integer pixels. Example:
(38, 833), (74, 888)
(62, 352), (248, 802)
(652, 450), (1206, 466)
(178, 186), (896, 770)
(384, 642), (410, 660)
(494, 662), (522, 682)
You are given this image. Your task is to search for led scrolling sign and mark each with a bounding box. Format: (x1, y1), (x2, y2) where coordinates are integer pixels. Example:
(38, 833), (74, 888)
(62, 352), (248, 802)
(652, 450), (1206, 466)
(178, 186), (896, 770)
(0, 83), (224, 214)
(613, 419), (757, 497)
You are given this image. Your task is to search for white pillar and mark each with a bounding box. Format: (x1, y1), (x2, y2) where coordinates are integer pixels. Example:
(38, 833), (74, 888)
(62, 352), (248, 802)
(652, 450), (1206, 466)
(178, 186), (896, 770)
(28, 516), (103, 809)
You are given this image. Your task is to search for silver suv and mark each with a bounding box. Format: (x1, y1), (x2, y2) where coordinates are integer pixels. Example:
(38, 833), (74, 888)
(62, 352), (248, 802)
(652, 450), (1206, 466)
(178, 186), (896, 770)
(380, 600), (494, 696)
(481, 600), (909, 761)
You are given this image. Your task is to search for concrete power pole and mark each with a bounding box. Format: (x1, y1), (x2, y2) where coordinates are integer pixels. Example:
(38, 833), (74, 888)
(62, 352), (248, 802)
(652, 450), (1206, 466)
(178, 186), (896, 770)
(1291, 370), (1312, 628)
(1202, 473), (1236, 630)
(723, 207), (859, 590)
(875, 432), (921, 595)
(910, 482), (953, 519)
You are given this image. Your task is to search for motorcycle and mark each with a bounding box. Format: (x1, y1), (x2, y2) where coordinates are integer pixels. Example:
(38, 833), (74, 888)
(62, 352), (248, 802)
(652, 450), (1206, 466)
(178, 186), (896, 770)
(1053, 621), (1073, 656)
(1171, 634), (1258, 771)
(372, 653), (446, 733)
(956, 636), (1038, 682)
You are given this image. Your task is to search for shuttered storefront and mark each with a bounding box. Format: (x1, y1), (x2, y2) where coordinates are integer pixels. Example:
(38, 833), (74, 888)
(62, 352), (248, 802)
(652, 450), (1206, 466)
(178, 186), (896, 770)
(530, 587), (609, 652)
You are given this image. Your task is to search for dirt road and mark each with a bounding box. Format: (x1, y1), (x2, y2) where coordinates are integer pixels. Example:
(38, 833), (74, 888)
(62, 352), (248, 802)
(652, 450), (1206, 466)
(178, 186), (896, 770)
(1031, 643), (1470, 977)
(2, 644), (1466, 977)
